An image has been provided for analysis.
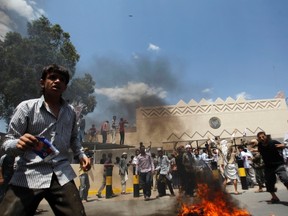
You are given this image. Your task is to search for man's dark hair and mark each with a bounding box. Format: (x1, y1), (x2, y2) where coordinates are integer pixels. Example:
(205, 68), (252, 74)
(257, 131), (266, 138)
(41, 64), (70, 85)
(238, 145), (248, 153)
(238, 145), (245, 150)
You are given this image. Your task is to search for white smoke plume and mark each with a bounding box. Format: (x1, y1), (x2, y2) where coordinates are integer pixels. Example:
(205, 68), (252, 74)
(95, 82), (167, 103)
(0, 0), (44, 37)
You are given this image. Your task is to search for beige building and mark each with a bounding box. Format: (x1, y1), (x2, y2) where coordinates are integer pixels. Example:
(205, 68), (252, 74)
(121, 96), (288, 149)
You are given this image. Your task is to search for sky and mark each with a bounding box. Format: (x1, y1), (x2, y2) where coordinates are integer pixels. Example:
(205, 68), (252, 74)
(1, 0), (288, 131)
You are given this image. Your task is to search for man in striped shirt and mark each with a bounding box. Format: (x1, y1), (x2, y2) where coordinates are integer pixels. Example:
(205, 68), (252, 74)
(0, 64), (91, 216)
(136, 145), (154, 200)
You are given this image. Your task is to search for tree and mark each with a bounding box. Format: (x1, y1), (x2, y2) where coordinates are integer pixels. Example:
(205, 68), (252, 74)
(66, 73), (97, 116)
(0, 16), (96, 126)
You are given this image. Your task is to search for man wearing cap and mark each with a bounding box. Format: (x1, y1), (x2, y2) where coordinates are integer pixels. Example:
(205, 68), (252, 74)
(119, 152), (128, 194)
(238, 145), (257, 188)
(155, 148), (175, 197)
(182, 143), (196, 196)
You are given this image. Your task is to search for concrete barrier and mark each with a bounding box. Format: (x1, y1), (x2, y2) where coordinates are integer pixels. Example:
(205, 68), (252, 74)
(72, 164), (135, 196)
(132, 166), (140, 197)
(105, 167), (113, 198)
(237, 159), (248, 190)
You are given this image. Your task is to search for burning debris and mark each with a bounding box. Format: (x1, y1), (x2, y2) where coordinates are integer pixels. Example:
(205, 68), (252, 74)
(176, 164), (251, 216)
(178, 183), (250, 216)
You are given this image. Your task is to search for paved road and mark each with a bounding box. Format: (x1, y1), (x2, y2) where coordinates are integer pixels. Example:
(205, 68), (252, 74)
(231, 183), (288, 216)
(37, 182), (288, 216)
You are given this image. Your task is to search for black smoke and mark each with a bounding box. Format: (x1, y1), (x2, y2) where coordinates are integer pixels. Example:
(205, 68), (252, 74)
(85, 54), (185, 127)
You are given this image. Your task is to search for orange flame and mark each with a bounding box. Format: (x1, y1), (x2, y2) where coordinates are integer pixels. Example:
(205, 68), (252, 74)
(178, 184), (250, 216)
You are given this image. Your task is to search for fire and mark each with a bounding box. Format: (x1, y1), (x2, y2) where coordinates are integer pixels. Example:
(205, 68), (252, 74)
(178, 184), (250, 216)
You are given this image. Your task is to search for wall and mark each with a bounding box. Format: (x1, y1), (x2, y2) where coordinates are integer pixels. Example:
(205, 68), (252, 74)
(134, 97), (288, 149)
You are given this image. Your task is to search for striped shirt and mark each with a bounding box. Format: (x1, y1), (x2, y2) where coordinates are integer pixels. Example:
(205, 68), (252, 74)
(136, 153), (154, 173)
(2, 96), (85, 188)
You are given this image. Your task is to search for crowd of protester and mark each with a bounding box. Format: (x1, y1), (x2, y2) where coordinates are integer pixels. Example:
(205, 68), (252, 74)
(1, 131), (288, 206)
(80, 133), (286, 203)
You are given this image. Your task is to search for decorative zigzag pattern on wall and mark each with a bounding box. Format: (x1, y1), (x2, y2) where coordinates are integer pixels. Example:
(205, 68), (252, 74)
(166, 127), (264, 142)
(140, 99), (282, 118)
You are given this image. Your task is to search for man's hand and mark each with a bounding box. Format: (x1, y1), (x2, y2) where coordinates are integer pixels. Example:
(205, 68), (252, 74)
(80, 156), (91, 171)
(16, 133), (39, 151)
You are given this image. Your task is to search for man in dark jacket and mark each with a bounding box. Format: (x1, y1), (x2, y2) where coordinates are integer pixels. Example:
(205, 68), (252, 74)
(257, 131), (288, 203)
